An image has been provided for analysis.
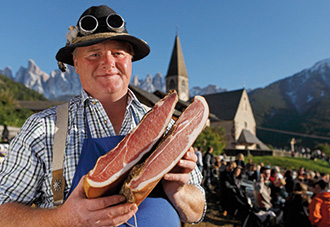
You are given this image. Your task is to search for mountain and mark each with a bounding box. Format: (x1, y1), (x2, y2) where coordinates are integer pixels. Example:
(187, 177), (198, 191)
(2, 60), (82, 100)
(190, 85), (227, 96)
(249, 59), (330, 149)
(0, 67), (13, 80)
(130, 73), (166, 93)
(15, 60), (50, 95)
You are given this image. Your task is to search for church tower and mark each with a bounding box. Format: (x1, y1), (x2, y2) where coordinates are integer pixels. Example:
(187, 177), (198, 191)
(165, 35), (189, 101)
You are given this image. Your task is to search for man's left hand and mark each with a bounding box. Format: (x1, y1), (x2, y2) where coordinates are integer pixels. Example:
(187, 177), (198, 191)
(162, 147), (197, 195)
(161, 147), (204, 223)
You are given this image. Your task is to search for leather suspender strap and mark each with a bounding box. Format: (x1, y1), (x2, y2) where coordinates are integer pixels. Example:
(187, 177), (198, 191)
(52, 103), (69, 206)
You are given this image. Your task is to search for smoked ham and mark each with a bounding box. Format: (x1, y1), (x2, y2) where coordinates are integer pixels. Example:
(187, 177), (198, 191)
(120, 95), (209, 205)
(84, 90), (178, 198)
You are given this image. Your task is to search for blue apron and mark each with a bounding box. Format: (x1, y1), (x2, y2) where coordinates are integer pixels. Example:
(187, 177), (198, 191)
(66, 110), (180, 227)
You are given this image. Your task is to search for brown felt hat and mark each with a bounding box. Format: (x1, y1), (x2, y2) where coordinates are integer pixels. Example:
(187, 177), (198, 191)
(56, 5), (150, 71)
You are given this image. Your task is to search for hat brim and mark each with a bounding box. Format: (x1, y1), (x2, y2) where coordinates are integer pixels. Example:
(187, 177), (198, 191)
(56, 33), (150, 66)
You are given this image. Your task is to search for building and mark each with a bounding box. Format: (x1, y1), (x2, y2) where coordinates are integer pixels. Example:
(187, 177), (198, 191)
(203, 89), (269, 151)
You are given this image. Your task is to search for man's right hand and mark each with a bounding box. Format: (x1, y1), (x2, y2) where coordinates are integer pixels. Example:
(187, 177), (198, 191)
(55, 176), (138, 226)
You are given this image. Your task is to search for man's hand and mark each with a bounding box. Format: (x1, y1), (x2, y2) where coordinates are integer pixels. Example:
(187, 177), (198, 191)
(56, 176), (138, 226)
(0, 175), (138, 227)
(162, 147), (197, 195)
(161, 147), (204, 223)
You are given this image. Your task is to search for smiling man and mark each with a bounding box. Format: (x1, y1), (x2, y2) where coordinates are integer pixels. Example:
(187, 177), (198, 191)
(0, 5), (205, 226)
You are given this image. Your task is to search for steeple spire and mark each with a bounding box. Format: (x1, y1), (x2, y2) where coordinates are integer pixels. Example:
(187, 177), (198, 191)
(165, 35), (189, 101)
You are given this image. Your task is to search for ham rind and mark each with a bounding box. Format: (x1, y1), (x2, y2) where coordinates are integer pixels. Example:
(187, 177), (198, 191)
(120, 95), (209, 205)
(84, 90), (178, 198)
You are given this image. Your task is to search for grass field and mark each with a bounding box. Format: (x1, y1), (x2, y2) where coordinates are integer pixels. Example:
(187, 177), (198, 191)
(251, 156), (330, 174)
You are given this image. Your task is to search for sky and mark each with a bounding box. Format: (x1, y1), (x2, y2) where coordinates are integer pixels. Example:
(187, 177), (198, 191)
(1, 0), (330, 91)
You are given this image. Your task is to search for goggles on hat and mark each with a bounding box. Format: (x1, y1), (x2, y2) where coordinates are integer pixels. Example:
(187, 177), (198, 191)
(79, 13), (125, 35)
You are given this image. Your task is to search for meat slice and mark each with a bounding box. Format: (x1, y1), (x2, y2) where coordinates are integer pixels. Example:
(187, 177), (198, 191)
(84, 90), (178, 198)
(120, 95), (209, 205)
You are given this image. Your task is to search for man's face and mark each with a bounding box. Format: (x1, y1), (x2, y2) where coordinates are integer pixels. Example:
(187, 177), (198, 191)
(73, 40), (133, 99)
(264, 169), (271, 180)
(313, 184), (322, 194)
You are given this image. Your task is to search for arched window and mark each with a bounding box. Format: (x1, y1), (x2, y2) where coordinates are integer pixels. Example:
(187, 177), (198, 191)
(181, 80), (186, 92)
(169, 79), (176, 90)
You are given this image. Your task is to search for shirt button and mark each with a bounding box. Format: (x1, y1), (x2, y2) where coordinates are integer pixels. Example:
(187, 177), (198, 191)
(92, 101), (96, 105)
(104, 120), (107, 124)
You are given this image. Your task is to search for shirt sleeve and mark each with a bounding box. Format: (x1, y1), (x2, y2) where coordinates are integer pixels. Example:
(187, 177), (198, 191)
(0, 114), (47, 206)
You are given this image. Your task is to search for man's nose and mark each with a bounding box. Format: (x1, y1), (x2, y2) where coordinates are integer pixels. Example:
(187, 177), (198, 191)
(103, 51), (115, 67)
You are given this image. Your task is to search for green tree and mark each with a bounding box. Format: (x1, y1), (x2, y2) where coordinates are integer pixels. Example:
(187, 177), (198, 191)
(194, 126), (226, 156)
(315, 143), (330, 157)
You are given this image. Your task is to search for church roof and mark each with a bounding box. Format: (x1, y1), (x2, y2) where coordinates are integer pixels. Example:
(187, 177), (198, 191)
(166, 35), (188, 78)
(203, 89), (245, 121)
(238, 129), (260, 145)
(238, 129), (271, 150)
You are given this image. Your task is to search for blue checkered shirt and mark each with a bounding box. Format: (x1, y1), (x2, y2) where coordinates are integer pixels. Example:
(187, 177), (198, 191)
(0, 89), (205, 212)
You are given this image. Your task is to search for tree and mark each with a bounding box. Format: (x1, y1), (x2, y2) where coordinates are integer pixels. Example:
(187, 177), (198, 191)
(315, 143), (330, 157)
(194, 126), (226, 156)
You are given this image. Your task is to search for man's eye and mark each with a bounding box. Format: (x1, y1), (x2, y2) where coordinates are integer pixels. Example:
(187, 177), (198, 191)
(113, 52), (125, 57)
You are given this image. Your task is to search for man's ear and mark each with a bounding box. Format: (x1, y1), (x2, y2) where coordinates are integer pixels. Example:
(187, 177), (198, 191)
(73, 54), (79, 74)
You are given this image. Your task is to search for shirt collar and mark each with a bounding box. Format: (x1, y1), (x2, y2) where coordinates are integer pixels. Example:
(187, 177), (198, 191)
(79, 89), (143, 109)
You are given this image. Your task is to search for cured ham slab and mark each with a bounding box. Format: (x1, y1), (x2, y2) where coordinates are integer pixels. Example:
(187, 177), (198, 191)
(120, 95), (209, 205)
(84, 90), (178, 198)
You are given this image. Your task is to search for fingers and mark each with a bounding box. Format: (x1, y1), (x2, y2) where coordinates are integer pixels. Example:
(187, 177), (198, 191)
(182, 147), (197, 162)
(177, 158), (196, 173)
(85, 195), (126, 211)
(183, 149), (197, 163)
(92, 203), (138, 226)
(63, 175), (138, 226)
(164, 172), (191, 184)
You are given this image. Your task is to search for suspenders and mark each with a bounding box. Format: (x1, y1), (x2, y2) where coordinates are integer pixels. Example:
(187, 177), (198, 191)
(52, 103), (68, 206)
(51, 102), (148, 206)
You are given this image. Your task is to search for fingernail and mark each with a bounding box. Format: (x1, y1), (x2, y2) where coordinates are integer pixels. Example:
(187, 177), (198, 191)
(130, 204), (137, 211)
(119, 196), (126, 202)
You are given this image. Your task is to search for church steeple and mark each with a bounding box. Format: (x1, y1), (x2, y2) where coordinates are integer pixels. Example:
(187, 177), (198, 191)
(165, 35), (189, 101)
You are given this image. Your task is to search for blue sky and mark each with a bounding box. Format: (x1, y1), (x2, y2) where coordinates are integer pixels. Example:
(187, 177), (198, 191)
(1, 0), (330, 91)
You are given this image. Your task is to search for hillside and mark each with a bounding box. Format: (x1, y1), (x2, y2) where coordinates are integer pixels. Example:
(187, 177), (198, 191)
(249, 59), (330, 149)
(0, 73), (47, 127)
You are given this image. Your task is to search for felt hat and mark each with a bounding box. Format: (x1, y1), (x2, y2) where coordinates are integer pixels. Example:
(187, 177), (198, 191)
(56, 5), (150, 71)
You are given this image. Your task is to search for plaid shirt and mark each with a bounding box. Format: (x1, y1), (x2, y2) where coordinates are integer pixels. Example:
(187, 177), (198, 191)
(0, 89), (205, 211)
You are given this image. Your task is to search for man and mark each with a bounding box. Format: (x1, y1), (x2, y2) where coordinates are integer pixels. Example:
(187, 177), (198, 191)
(309, 179), (330, 227)
(255, 166), (273, 210)
(203, 146), (214, 192)
(234, 153), (245, 170)
(195, 146), (203, 174)
(0, 5), (205, 226)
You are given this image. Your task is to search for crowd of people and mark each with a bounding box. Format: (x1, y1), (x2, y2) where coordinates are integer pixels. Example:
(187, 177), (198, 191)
(195, 147), (330, 227)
